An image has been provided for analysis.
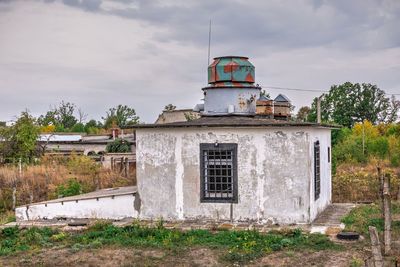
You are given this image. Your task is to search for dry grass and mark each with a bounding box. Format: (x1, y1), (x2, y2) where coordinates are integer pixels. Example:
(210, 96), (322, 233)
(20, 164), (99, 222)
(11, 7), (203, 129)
(0, 154), (134, 211)
(333, 162), (400, 203)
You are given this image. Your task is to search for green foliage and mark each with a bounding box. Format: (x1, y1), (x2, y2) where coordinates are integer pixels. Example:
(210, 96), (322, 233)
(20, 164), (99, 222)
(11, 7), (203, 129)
(0, 111), (40, 162)
(71, 123), (85, 133)
(0, 225), (340, 263)
(341, 203), (400, 235)
(333, 121), (400, 167)
(38, 101), (78, 130)
(106, 138), (131, 153)
(307, 82), (400, 127)
(56, 178), (82, 197)
(84, 119), (102, 134)
(102, 105), (139, 128)
(0, 227), (57, 256)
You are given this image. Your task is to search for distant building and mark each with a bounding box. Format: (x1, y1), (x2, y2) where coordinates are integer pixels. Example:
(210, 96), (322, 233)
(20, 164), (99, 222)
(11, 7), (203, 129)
(155, 109), (200, 124)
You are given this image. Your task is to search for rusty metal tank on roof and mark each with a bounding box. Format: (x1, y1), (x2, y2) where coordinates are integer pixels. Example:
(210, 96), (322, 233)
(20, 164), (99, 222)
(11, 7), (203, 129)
(203, 56), (261, 116)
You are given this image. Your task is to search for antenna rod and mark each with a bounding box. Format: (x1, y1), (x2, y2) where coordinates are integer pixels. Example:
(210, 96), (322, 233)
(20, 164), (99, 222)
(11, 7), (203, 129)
(207, 19), (212, 66)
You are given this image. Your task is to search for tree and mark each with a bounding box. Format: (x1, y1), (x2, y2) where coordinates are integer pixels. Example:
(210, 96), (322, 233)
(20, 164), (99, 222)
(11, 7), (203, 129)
(0, 121), (6, 127)
(38, 101), (78, 130)
(77, 107), (88, 124)
(57, 101), (78, 129)
(102, 105), (139, 128)
(71, 123), (85, 133)
(307, 82), (399, 127)
(164, 104), (176, 111)
(0, 111), (40, 162)
(296, 106), (310, 122)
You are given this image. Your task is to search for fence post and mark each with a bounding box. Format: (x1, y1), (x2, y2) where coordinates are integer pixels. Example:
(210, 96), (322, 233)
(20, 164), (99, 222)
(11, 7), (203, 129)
(369, 226), (383, 267)
(383, 173), (391, 255)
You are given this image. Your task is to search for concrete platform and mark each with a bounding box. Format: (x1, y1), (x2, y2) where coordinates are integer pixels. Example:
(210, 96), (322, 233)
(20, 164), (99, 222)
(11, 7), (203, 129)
(15, 186), (138, 221)
(310, 203), (356, 234)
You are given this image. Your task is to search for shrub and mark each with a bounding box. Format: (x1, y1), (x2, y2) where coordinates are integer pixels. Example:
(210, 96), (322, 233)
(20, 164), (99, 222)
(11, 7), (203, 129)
(56, 178), (82, 197)
(106, 139), (131, 153)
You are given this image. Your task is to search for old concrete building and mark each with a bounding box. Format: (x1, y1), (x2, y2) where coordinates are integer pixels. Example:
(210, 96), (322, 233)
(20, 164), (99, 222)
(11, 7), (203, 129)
(134, 56), (333, 224)
(16, 56), (333, 224)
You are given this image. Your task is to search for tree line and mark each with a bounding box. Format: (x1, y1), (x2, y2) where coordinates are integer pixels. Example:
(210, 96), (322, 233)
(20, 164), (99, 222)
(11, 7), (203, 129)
(295, 82), (400, 128)
(0, 103), (139, 163)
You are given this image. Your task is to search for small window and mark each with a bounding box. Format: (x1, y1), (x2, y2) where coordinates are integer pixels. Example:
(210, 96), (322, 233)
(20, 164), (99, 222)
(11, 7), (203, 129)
(200, 143), (238, 203)
(314, 141), (321, 200)
(328, 147), (331, 163)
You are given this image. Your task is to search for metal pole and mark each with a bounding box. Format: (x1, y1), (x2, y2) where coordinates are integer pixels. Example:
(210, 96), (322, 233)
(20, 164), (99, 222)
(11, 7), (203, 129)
(317, 97), (321, 123)
(207, 19), (212, 66)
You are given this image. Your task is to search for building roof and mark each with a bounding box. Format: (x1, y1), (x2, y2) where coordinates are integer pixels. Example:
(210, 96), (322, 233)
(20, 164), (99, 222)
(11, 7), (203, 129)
(257, 95), (272, 101)
(274, 94), (291, 102)
(128, 116), (338, 129)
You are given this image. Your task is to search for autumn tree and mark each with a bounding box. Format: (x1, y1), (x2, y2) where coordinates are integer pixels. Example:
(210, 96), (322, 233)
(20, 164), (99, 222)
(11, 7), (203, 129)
(102, 105), (139, 128)
(38, 101), (78, 130)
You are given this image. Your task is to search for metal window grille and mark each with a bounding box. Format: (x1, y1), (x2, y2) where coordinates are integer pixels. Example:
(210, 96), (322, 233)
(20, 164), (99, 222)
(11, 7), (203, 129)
(200, 143), (238, 203)
(314, 141), (321, 200)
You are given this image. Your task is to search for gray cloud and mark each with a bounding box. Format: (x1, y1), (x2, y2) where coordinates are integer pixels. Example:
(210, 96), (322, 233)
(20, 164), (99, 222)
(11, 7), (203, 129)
(43, 0), (400, 52)
(0, 0), (399, 123)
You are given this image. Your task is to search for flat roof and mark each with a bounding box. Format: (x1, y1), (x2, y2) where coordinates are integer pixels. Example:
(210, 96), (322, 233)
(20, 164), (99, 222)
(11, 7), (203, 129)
(127, 116), (339, 129)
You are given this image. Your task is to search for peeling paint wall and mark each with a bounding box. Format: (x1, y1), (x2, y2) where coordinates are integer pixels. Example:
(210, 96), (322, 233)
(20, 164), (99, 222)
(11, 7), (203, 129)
(136, 127), (331, 224)
(308, 128), (332, 221)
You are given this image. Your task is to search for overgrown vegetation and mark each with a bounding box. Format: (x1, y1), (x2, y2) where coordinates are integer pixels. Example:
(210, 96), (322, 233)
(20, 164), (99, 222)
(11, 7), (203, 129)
(341, 203), (400, 237)
(0, 154), (132, 212)
(106, 138), (131, 153)
(332, 121), (400, 202)
(0, 222), (341, 263)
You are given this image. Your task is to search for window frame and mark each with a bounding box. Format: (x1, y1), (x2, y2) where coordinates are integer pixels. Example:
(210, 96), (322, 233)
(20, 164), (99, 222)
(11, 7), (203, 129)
(314, 141), (321, 200)
(200, 143), (238, 203)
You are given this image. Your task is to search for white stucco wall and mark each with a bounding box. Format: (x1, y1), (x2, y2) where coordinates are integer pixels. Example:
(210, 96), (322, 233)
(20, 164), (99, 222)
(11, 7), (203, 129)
(16, 194), (138, 221)
(136, 126), (332, 224)
(308, 128), (332, 221)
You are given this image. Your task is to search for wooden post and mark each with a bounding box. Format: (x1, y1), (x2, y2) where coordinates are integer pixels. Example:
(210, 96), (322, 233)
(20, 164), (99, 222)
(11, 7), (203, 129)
(377, 166), (384, 215)
(125, 157), (129, 177)
(369, 226), (383, 267)
(383, 173), (391, 255)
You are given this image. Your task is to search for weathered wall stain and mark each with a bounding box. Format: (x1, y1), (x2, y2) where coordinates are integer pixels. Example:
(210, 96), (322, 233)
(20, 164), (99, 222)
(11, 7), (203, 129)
(136, 127), (331, 224)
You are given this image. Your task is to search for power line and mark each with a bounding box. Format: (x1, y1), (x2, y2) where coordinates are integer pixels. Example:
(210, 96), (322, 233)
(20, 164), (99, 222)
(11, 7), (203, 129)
(261, 85), (400, 96)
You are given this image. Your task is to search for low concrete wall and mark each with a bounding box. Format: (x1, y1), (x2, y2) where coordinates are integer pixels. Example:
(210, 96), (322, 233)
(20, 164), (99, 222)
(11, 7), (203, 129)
(16, 194), (138, 221)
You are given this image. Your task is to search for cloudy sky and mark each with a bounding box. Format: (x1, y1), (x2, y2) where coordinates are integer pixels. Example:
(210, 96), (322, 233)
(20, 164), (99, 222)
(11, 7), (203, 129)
(1, 0), (399, 123)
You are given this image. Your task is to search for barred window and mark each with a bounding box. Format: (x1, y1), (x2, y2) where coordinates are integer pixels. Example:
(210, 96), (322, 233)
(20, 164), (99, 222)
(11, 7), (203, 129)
(200, 143), (238, 203)
(314, 141), (321, 200)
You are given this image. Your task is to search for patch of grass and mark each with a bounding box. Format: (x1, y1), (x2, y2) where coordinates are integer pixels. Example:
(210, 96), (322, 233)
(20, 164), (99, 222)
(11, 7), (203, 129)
(0, 226), (58, 256)
(0, 211), (16, 225)
(0, 222), (341, 264)
(341, 203), (400, 235)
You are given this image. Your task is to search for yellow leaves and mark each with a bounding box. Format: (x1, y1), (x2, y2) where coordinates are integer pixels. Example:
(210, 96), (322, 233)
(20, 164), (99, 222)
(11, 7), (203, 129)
(40, 125), (56, 133)
(352, 120), (379, 138)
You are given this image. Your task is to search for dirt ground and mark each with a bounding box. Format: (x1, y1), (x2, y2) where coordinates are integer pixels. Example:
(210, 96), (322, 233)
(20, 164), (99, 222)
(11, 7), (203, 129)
(0, 243), (372, 267)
